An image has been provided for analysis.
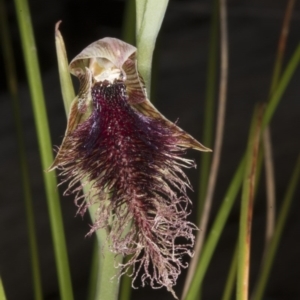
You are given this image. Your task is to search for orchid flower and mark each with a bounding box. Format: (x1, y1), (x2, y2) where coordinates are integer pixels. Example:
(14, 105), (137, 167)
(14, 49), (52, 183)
(49, 37), (211, 297)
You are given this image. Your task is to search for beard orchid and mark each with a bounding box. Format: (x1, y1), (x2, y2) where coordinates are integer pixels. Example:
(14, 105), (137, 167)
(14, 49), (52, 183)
(49, 37), (211, 297)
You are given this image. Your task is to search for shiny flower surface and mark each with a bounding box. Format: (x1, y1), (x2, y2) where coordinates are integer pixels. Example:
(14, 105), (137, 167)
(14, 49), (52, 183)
(50, 38), (211, 297)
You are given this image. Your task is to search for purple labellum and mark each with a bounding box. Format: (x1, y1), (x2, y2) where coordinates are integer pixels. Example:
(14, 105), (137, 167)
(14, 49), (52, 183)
(49, 38), (211, 298)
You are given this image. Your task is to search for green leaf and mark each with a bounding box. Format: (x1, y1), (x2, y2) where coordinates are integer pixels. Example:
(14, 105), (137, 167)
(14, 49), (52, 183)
(0, 1), (43, 299)
(13, 1), (74, 299)
(136, 0), (169, 95)
(197, 0), (219, 222)
(237, 105), (264, 300)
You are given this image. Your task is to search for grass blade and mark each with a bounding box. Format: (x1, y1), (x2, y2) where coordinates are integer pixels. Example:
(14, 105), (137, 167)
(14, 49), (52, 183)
(262, 43), (300, 129)
(236, 105), (264, 300)
(184, 40), (300, 300)
(255, 2), (295, 295)
(251, 154), (300, 300)
(184, 156), (245, 300)
(184, 0), (228, 296)
(197, 0), (219, 221)
(13, 1), (74, 299)
(221, 146), (263, 300)
(0, 1), (43, 299)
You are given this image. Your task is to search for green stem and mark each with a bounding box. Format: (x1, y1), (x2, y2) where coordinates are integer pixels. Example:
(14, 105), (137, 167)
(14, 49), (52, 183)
(197, 0), (219, 222)
(237, 105), (263, 300)
(87, 202), (122, 300)
(13, 1), (74, 299)
(0, 1), (43, 299)
(251, 155), (300, 300)
(221, 149), (263, 300)
(185, 157), (245, 300)
(262, 44), (300, 129)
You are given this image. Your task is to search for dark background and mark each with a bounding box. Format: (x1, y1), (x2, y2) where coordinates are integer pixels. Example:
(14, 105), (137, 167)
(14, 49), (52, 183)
(0, 0), (299, 299)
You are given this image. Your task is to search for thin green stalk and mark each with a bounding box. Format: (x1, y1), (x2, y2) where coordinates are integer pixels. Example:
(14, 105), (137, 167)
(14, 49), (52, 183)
(261, 0), (295, 262)
(237, 105), (263, 300)
(221, 244), (238, 300)
(0, 1), (43, 299)
(184, 43), (300, 300)
(262, 44), (300, 129)
(86, 199), (123, 300)
(221, 148), (263, 300)
(184, 0), (228, 297)
(185, 156), (245, 300)
(13, 1), (74, 300)
(197, 0), (219, 222)
(251, 155), (300, 300)
(254, 3), (295, 297)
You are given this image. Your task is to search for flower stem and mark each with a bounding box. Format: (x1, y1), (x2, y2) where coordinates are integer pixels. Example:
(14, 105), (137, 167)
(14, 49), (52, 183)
(87, 200), (123, 300)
